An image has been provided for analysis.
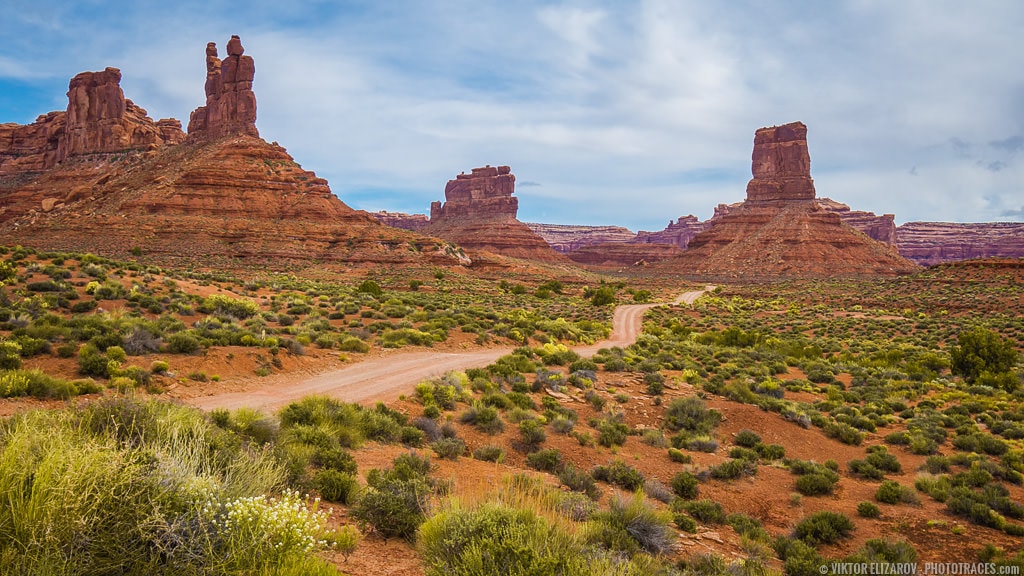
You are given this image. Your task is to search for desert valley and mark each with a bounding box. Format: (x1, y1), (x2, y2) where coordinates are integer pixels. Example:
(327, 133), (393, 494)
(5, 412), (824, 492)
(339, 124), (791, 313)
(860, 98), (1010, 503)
(0, 33), (1022, 576)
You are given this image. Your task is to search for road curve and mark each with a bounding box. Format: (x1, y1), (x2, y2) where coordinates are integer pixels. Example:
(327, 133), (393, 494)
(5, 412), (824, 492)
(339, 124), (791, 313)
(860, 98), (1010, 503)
(188, 286), (716, 412)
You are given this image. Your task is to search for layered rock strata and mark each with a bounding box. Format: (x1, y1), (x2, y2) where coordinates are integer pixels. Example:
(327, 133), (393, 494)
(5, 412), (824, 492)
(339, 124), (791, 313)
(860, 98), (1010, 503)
(371, 211), (430, 232)
(895, 222), (1024, 266)
(664, 122), (918, 279)
(187, 36), (259, 140)
(424, 166), (562, 261)
(566, 242), (684, 267)
(633, 215), (712, 249)
(0, 37), (465, 269)
(525, 223), (635, 252)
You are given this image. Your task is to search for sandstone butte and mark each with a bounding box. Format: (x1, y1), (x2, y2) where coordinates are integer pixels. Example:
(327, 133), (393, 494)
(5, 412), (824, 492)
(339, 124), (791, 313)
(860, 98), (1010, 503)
(658, 121), (920, 279)
(0, 37), (466, 269)
(415, 165), (564, 262)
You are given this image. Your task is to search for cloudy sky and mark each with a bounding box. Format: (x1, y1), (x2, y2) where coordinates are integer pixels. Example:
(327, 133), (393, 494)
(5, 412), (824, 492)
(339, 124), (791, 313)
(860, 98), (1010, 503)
(2, 1), (1022, 232)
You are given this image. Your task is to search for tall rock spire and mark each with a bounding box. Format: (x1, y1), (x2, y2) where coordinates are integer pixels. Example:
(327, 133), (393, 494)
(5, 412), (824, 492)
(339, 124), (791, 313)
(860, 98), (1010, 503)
(187, 35), (259, 140)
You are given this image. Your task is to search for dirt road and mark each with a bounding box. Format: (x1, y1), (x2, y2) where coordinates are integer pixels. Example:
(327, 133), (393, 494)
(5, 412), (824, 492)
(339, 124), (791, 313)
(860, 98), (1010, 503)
(188, 286), (715, 412)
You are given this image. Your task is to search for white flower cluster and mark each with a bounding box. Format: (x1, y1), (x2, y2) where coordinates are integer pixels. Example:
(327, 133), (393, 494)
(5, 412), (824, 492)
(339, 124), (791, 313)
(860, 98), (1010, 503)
(201, 489), (329, 555)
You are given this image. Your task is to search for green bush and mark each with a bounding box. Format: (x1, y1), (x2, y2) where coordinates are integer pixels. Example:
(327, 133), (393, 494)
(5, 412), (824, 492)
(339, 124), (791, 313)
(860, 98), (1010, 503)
(709, 458), (757, 480)
(472, 445), (505, 463)
(166, 331), (201, 354)
(315, 470), (359, 504)
(857, 501), (881, 518)
(591, 460), (645, 491)
(876, 480), (918, 505)
(664, 396), (721, 433)
(796, 473), (837, 496)
(677, 498), (726, 524)
(586, 491), (675, 555)
(793, 511), (855, 545)
(518, 419), (546, 448)
(526, 448), (563, 473)
(734, 429), (762, 448)
(558, 465), (601, 500)
(352, 453), (437, 541)
(950, 327), (1019, 385)
(671, 471), (700, 499)
(430, 437), (466, 460)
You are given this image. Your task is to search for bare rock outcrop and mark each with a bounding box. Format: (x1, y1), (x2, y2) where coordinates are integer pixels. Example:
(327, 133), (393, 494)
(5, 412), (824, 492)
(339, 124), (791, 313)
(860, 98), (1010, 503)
(371, 211), (431, 232)
(0, 68), (184, 181)
(895, 222), (1024, 266)
(525, 223), (635, 252)
(0, 38), (468, 269)
(634, 215), (712, 249)
(187, 36), (259, 140)
(567, 242), (684, 267)
(425, 165), (562, 262)
(664, 122), (919, 279)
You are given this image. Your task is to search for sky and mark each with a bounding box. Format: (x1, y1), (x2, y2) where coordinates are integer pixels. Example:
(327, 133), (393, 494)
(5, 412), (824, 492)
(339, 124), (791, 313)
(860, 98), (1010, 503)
(2, 1), (1022, 232)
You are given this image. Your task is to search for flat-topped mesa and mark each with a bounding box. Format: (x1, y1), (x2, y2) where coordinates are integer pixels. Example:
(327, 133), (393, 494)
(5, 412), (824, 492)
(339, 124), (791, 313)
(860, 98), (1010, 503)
(187, 35), (258, 140)
(430, 165), (517, 221)
(745, 121), (816, 203)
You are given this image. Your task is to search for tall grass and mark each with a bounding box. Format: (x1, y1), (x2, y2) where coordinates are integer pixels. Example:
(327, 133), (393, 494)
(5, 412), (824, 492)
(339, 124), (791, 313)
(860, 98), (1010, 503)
(0, 398), (338, 576)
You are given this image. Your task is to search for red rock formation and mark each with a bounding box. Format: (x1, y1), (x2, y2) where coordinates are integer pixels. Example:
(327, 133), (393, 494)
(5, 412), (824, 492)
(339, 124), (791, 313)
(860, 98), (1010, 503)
(813, 198), (897, 245)
(634, 215), (712, 249)
(425, 165), (563, 262)
(663, 122), (918, 279)
(0, 68), (183, 180)
(187, 36), (259, 140)
(430, 165), (517, 221)
(0, 39), (467, 270)
(524, 223), (635, 252)
(370, 211), (431, 232)
(895, 222), (1024, 266)
(746, 121), (815, 203)
(567, 242), (683, 267)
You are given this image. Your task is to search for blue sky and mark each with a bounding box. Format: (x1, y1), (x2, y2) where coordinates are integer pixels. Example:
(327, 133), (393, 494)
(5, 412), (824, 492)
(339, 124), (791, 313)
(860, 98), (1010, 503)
(2, 1), (1022, 231)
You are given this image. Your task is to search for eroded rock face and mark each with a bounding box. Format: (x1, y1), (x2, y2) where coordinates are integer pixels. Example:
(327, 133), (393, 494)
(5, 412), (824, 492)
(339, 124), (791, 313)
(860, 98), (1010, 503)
(430, 165), (517, 222)
(895, 222), (1024, 266)
(663, 122), (918, 279)
(371, 211), (431, 232)
(746, 121), (816, 203)
(634, 215), (712, 249)
(187, 36), (259, 140)
(0, 68), (184, 179)
(525, 223), (636, 252)
(424, 165), (562, 261)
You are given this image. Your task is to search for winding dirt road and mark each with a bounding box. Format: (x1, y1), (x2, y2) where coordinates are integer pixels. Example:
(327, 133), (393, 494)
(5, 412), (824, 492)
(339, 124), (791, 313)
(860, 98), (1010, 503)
(189, 286), (715, 412)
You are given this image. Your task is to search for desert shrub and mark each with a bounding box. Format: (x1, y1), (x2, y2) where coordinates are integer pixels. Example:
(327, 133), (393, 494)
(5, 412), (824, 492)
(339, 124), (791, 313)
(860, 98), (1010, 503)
(591, 460), (645, 491)
(677, 498), (726, 524)
(590, 286), (615, 306)
(756, 443), (786, 460)
(558, 464), (601, 500)
(472, 445), (505, 463)
(674, 513), (698, 532)
(709, 458), (757, 480)
(595, 414), (630, 448)
(671, 471), (700, 499)
(315, 470), (359, 504)
(668, 448), (692, 464)
(586, 490), (675, 555)
(204, 294), (259, 319)
(644, 478), (674, 504)
(844, 538), (918, 565)
(664, 396), (721, 433)
(950, 327), (1019, 384)
(776, 538), (826, 576)
(727, 512), (769, 541)
(793, 511), (855, 545)
(796, 473), (838, 496)
(458, 402), (504, 434)
(734, 429), (762, 448)
(857, 501), (881, 518)
(518, 419), (546, 448)
(550, 415), (575, 434)
(526, 448), (564, 473)
(876, 480), (919, 505)
(419, 502), (595, 576)
(824, 421), (864, 446)
(356, 280), (383, 298)
(0, 340), (23, 370)
(430, 437), (466, 460)
(166, 331), (201, 354)
(412, 416), (443, 442)
(644, 371), (665, 395)
(352, 452), (436, 540)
